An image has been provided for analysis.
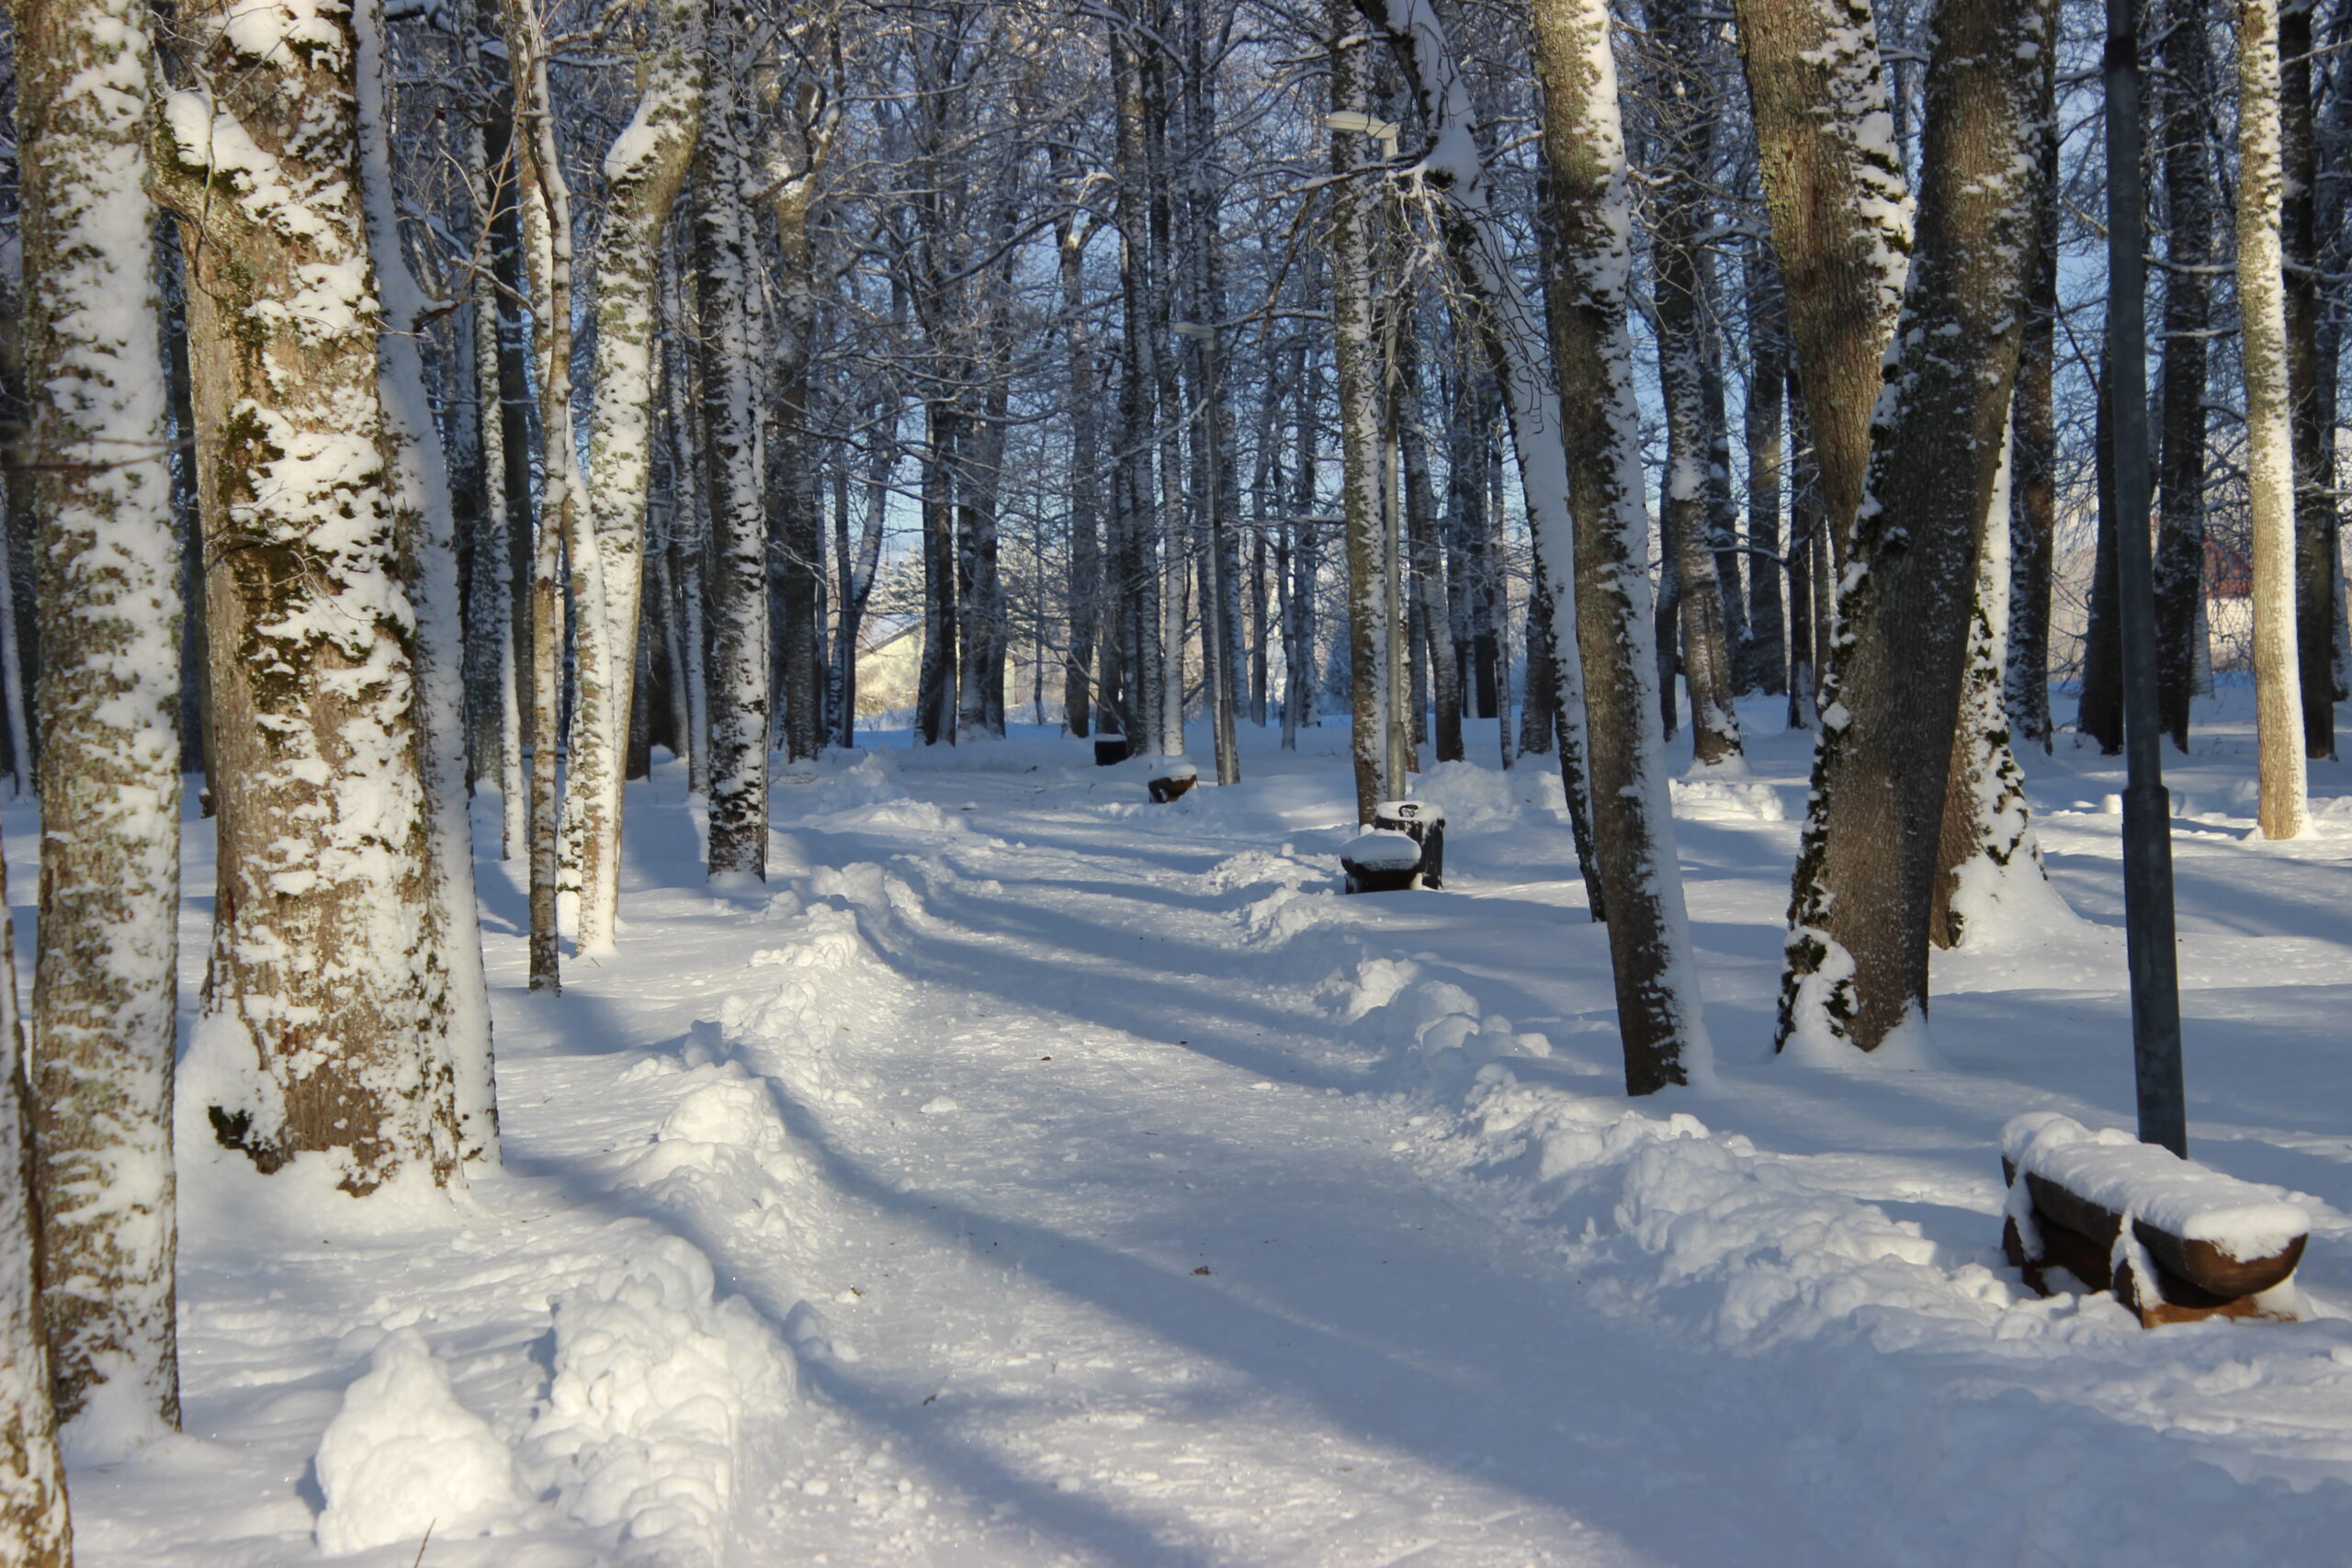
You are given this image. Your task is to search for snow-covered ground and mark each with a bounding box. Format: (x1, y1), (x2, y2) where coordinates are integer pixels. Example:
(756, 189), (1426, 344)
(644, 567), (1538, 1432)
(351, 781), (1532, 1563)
(42, 685), (2352, 1567)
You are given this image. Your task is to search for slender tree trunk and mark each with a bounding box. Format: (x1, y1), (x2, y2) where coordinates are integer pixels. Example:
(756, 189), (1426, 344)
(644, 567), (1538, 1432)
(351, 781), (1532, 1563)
(565, 6), (702, 953)
(1787, 376), (1820, 729)
(2078, 359), (2125, 752)
(0, 838), (70, 1564)
(697, 40), (770, 876)
(1331, 15), (1393, 822)
(1744, 246), (1789, 696)
(0, 279), (37, 795)
(19, 0), (181, 1433)
(767, 119), (832, 764)
(159, 0), (460, 1183)
(2239, 0), (2312, 837)
(1531, 0), (1715, 1090)
(2153, 0), (2213, 750)
(484, 53), (531, 857)
(2282, 0), (2335, 760)
(1649, 3), (1743, 767)
(2007, 101), (2062, 752)
(1058, 203), (1101, 738)
(1397, 315), (1462, 762)
(1775, 0), (2054, 1055)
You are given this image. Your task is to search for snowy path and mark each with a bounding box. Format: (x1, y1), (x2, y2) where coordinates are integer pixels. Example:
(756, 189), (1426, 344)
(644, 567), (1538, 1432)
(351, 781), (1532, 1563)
(50, 697), (2352, 1566)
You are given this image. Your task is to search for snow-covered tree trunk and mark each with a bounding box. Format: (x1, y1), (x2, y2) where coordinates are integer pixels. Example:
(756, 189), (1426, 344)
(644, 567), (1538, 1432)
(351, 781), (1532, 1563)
(0, 839), (70, 1565)
(0, 280), (36, 797)
(698, 47), (770, 878)
(2006, 101), (2061, 753)
(356, 0), (497, 1170)
(1648, 0), (1743, 766)
(1528, 0), (1715, 1090)
(2238, 0), (2312, 838)
(1931, 426), (2052, 948)
(1330, 14), (1394, 823)
(17, 0), (181, 1433)
(562, 2), (702, 955)
(478, 38), (530, 857)
(156, 0), (460, 1188)
(2152, 0), (2214, 751)
(1730, 0), (1911, 552)
(1776, 0), (2054, 1055)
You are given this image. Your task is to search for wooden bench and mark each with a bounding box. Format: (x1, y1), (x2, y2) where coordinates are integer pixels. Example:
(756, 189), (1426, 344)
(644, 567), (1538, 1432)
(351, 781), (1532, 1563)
(1340, 828), (1423, 894)
(1093, 731), (1130, 766)
(1148, 760), (1197, 802)
(2000, 1112), (2308, 1326)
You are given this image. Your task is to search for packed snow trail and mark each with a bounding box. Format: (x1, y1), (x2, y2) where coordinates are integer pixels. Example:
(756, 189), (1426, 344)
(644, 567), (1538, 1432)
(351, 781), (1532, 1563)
(45, 694), (2352, 1565)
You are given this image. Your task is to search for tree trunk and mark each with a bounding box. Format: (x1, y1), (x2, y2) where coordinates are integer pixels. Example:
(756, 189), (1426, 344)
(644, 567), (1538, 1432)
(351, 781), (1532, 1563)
(1649, 0), (1743, 767)
(1398, 314), (1462, 762)
(566, 4), (702, 953)
(0, 837), (71, 1564)
(19, 0), (182, 1432)
(1777, 0), (2053, 1054)
(2078, 359), (2125, 752)
(2007, 100), (2062, 753)
(697, 43), (771, 876)
(2239, 0), (2312, 836)
(1786, 376), (1821, 729)
(1530, 0), (1715, 1091)
(1732, 0), (1912, 557)
(2282, 0), (2335, 760)
(2152, 0), (2213, 750)
(1744, 246), (1789, 696)
(158, 0), (461, 1184)
(1331, 14), (1393, 823)
(1057, 199), (1102, 738)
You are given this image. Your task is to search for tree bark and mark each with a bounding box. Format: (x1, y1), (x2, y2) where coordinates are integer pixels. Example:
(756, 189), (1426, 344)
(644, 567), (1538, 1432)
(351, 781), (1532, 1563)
(566, 2), (703, 953)
(2007, 100), (2062, 752)
(2239, 0), (2312, 836)
(2152, 0), (2213, 750)
(1776, 0), (2054, 1054)
(2282, 0), (2335, 760)
(19, 0), (182, 1432)
(0, 839), (71, 1564)
(1732, 0), (1912, 557)
(1330, 12), (1393, 822)
(158, 0), (461, 1184)
(1531, 0), (1716, 1090)
(1744, 245), (1789, 696)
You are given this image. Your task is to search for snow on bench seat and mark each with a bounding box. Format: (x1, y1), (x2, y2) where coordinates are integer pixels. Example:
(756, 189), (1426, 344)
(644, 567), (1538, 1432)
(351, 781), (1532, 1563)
(1341, 829), (1424, 873)
(2001, 1111), (2309, 1302)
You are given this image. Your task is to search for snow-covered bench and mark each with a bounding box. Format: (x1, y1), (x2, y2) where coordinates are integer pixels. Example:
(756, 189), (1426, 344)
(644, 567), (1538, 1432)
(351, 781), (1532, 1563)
(1373, 800), (1445, 889)
(1340, 828), (1423, 894)
(1148, 759), (1197, 803)
(2000, 1111), (2309, 1326)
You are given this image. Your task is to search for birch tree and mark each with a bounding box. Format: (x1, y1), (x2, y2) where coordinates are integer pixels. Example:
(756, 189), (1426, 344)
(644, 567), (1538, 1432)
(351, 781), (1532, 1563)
(566, 0), (704, 955)
(17, 0), (181, 1436)
(2238, 0), (2312, 838)
(1776, 0), (2054, 1054)
(156, 0), (461, 1188)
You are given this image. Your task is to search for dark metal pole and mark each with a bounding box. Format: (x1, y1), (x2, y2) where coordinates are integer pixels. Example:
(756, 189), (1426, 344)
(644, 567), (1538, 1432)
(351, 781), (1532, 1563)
(2105, 0), (2188, 1156)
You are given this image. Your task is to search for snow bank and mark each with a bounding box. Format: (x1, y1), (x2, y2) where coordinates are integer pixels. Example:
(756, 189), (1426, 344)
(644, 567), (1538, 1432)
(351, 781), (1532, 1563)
(1408, 759), (1565, 831)
(1338, 958), (1554, 1090)
(2003, 1112), (2310, 1261)
(523, 1236), (793, 1568)
(313, 1328), (526, 1555)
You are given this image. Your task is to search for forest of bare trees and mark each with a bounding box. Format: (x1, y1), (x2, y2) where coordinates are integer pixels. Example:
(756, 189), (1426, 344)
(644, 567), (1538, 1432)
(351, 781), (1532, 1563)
(0, 0), (2345, 1551)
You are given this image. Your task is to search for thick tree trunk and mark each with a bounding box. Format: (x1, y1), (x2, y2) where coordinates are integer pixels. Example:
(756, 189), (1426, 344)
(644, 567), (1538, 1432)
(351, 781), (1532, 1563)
(565, 5), (702, 953)
(356, 1), (497, 1170)
(2239, 0), (2311, 836)
(1732, 0), (1912, 556)
(19, 0), (182, 1433)
(1530, 0), (1715, 1090)
(159, 0), (460, 1184)
(1776, 0), (2053, 1055)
